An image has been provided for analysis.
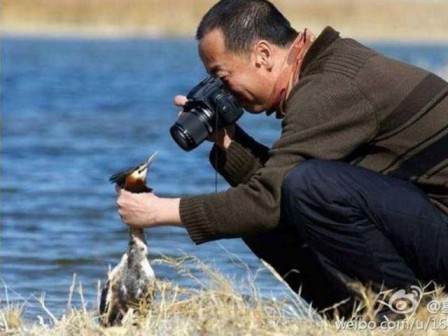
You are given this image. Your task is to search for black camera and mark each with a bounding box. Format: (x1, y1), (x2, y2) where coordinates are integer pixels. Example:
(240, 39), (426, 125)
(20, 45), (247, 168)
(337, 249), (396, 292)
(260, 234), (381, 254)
(170, 76), (244, 151)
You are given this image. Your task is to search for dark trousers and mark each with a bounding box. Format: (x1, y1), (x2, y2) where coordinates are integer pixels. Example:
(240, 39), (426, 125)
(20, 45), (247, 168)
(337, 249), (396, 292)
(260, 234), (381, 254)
(243, 160), (448, 311)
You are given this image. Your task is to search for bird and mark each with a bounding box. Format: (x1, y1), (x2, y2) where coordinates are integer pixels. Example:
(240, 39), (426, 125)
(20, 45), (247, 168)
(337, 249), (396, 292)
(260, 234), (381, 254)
(99, 152), (157, 326)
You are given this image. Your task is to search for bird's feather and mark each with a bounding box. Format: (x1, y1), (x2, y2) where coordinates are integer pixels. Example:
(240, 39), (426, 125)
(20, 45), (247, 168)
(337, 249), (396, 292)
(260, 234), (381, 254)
(109, 162), (145, 186)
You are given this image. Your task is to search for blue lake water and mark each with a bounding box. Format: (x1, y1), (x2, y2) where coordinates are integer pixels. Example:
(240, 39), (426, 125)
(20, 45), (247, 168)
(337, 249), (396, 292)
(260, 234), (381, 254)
(2, 36), (448, 320)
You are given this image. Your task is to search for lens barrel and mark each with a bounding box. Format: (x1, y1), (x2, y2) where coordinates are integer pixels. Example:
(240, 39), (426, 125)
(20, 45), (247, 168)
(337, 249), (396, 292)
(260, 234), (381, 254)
(169, 107), (213, 151)
(170, 76), (243, 151)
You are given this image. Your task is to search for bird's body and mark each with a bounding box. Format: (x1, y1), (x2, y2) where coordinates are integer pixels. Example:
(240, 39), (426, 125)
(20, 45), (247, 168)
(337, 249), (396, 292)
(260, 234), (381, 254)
(99, 153), (157, 326)
(99, 231), (155, 326)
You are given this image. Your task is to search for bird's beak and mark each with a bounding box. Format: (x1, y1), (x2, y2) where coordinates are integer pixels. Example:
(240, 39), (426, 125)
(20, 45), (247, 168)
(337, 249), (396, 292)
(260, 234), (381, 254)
(138, 151), (158, 173)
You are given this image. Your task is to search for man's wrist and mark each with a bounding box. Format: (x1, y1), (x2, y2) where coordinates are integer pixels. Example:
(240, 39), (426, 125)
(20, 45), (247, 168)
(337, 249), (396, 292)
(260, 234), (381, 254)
(154, 197), (183, 227)
(217, 134), (232, 150)
(216, 125), (235, 150)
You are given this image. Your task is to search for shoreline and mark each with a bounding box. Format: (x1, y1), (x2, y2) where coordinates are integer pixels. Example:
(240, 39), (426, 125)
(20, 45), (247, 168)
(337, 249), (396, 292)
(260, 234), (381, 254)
(3, 0), (448, 44)
(2, 26), (448, 45)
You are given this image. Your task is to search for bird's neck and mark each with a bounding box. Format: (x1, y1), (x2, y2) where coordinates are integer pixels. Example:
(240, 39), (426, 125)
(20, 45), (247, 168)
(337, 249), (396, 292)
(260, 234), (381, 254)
(130, 228), (146, 244)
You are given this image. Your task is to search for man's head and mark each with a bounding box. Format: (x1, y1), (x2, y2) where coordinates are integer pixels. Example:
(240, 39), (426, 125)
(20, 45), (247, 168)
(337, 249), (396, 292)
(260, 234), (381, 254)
(196, 0), (297, 113)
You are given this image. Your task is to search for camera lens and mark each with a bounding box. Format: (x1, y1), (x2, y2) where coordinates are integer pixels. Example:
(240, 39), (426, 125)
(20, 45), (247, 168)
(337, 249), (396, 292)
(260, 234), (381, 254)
(169, 107), (213, 151)
(170, 124), (196, 151)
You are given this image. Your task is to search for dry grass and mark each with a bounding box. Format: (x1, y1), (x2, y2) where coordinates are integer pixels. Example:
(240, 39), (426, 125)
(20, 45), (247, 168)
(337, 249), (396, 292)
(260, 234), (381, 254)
(1, 0), (215, 37)
(2, 0), (448, 41)
(1, 256), (448, 335)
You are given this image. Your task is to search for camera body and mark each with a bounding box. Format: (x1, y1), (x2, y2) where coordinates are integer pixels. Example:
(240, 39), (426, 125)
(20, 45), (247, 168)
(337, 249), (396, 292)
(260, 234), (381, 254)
(170, 76), (244, 151)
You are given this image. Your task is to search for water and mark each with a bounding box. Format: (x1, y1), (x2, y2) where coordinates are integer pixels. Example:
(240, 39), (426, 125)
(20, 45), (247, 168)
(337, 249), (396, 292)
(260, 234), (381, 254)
(2, 36), (448, 320)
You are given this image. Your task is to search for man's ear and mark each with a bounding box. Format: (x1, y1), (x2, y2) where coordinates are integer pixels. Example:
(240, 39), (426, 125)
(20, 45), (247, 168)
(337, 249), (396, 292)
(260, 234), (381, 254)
(254, 40), (273, 71)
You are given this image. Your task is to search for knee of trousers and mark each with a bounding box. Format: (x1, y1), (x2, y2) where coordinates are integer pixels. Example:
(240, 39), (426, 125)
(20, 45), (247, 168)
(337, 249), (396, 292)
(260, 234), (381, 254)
(281, 159), (358, 226)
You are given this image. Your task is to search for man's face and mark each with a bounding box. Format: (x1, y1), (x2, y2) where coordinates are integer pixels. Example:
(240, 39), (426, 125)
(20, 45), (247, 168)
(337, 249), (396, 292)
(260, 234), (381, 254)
(198, 29), (275, 113)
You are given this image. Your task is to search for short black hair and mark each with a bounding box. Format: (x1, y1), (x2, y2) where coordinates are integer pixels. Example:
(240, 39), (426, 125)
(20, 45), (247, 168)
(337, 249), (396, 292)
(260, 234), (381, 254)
(196, 0), (298, 54)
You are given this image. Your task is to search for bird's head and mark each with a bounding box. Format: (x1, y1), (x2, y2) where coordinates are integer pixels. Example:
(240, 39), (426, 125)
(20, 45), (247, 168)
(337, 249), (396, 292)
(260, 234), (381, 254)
(109, 152), (158, 192)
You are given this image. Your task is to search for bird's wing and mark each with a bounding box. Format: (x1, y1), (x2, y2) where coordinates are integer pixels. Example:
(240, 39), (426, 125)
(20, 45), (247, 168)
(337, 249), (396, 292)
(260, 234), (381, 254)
(99, 280), (110, 315)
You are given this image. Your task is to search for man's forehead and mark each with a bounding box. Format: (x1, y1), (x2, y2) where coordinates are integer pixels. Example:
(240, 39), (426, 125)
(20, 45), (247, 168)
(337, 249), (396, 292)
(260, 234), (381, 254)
(199, 28), (225, 48)
(198, 30), (227, 73)
(198, 48), (223, 75)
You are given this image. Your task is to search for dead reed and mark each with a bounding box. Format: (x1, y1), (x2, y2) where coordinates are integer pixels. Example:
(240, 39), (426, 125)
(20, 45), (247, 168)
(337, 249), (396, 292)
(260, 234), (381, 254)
(2, 0), (448, 41)
(1, 255), (447, 335)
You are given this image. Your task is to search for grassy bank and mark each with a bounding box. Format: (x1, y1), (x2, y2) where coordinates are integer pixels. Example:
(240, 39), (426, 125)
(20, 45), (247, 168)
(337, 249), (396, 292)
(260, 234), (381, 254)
(2, 0), (448, 41)
(1, 256), (447, 335)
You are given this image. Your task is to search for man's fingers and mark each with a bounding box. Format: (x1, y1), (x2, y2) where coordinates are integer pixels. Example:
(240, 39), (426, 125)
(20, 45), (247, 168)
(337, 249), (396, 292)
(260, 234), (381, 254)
(174, 95), (188, 107)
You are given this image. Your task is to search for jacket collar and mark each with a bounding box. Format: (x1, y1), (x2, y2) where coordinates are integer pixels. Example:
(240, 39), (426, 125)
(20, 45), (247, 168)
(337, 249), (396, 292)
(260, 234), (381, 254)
(301, 26), (340, 77)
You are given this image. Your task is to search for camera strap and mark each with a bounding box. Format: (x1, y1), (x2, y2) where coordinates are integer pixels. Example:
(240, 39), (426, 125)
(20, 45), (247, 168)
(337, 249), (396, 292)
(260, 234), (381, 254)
(214, 111), (219, 193)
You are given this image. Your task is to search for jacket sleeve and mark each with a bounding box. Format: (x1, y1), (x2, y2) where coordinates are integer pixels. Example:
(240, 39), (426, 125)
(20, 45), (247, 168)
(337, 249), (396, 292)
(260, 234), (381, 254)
(208, 124), (269, 187)
(180, 74), (378, 244)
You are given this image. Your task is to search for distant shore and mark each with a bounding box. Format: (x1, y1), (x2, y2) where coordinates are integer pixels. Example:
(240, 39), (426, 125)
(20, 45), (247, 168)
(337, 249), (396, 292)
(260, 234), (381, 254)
(3, 0), (448, 43)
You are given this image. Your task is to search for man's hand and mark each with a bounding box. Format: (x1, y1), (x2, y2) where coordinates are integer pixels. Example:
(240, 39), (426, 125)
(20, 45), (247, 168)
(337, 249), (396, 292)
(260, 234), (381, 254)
(174, 95), (188, 107)
(174, 95), (235, 150)
(116, 186), (182, 228)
